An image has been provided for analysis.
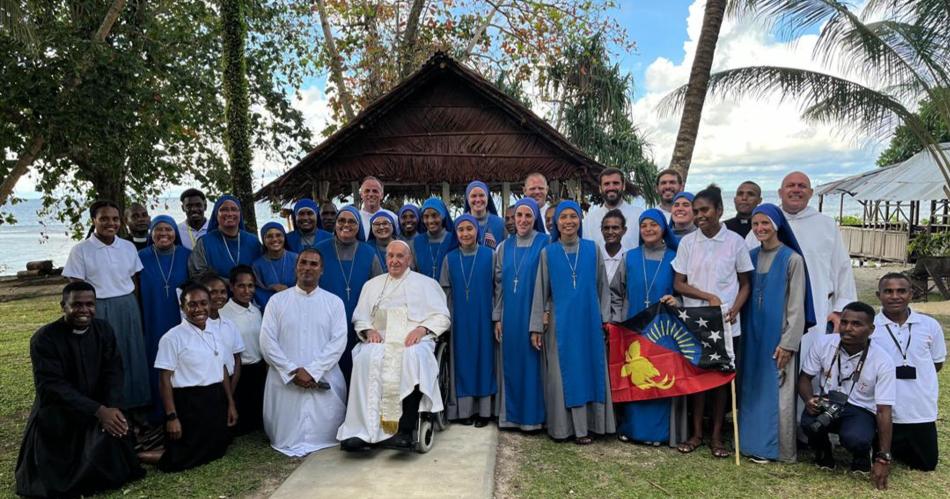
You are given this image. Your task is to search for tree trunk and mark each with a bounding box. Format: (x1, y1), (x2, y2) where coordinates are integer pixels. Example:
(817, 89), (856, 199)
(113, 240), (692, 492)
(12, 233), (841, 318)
(668, 0), (726, 183)
(222, 0), (257, 232)
(0, 0), (128, 207)
(315, 0), (356, 121)
(398, 0), (426, 78)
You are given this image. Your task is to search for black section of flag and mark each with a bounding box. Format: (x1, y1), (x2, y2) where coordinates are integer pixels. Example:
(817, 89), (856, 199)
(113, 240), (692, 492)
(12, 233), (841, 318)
(620, 302), (734, 373)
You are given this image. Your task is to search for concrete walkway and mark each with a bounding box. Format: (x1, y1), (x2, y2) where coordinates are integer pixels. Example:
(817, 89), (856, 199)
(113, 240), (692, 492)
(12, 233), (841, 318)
(270, 424), (497, 499)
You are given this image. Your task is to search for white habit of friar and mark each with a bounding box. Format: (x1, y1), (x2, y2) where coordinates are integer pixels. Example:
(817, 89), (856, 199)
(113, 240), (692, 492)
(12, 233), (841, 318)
(337, 270), (451, 444)
(259, 285), (348, 457)
(745, 205), (856, 360)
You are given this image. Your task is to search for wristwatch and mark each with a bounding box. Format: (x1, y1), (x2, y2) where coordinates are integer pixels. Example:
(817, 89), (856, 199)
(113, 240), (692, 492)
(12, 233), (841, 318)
(165, 412), (178, 422)
(874, 451), (892, 463)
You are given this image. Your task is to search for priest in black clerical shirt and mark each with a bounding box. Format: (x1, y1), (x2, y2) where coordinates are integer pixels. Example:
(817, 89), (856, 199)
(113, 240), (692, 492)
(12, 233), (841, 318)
(16, 282), (144, 498)
(723, 181), (762, 238)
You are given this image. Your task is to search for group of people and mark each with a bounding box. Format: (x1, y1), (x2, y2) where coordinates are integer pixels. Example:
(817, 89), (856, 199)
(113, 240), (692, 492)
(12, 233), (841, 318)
(15, 171), (944, 497)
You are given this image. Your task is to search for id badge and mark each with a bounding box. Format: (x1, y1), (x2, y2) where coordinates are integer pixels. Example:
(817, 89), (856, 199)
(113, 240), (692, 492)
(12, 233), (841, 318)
(895, 365), (917, 380)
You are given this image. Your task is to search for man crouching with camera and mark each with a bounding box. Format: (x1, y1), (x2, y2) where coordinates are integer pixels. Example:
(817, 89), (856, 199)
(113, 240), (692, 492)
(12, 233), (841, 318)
(798, 301), (896, 490)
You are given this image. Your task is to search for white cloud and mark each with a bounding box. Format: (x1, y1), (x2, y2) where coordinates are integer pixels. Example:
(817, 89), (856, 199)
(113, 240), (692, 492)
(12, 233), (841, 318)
(631, 0), (887, 192)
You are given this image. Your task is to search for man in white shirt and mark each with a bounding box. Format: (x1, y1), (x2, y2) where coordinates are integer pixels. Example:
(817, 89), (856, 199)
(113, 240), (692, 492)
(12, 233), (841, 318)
(259, 249), (348, 456)
(524, 173), (550, 232)
(655, 169), (684, 221)
(799, 302), (895, 489)
(584, 167), (643, 250)
(872, 273), (945, 471)
(358, 176), (397, 237)
(338, 240), (451, 450)
(220, 264), (266, 434)
(599, 209), (627, 283)
(177, 188), (209, 250)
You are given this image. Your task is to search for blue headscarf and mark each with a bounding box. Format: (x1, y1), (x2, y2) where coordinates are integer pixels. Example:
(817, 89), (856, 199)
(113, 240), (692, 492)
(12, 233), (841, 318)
(368, 211), (400, 241)
(638, 208), (679, 251)
(146, 215), (184, 247)
(336, 205), (366, 242)
(751, 203), (817, 331)
(420, 197), (455, 235)
(463, 180), (498, 215)
(453, 214), (482, 247)
(207, 195), (247, 232)
(398, 204), (420, 221)
(549, 200), (583, 242)
(259, 221), (287, 241)
(512, 197), (546, 234)
(672, 191), (694, 204)
(292, 198), (319, 227)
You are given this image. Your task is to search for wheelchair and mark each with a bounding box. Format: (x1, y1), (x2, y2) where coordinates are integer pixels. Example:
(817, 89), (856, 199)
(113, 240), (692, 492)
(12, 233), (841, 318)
(376, 331), (451, 454)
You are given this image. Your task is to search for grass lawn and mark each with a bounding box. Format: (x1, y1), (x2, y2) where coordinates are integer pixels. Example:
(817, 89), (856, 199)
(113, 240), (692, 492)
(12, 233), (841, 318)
(496, 315), (950, 499)
(0, 296), (300, 498)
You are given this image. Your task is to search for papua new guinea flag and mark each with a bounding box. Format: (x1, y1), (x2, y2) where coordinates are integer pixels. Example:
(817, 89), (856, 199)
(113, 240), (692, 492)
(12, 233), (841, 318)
(607, 302), (736, 403)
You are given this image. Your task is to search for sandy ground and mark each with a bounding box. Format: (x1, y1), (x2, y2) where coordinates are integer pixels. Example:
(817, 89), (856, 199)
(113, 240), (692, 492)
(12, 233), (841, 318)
(0, 275), (68, 303)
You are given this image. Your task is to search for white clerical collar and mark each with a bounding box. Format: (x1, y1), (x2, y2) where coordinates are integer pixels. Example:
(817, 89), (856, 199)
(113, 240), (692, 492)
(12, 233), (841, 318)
(71, 327), (89, 335)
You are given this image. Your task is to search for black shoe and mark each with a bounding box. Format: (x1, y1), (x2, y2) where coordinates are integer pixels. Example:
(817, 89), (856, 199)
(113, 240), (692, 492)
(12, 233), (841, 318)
(814, 448), (836, 470)
(340, 437), (371, 452)
(383, 432), (414, 448)
(474, 418), (489, 428)
(850, 454), (871, 474)
(457, 418), (474, 426)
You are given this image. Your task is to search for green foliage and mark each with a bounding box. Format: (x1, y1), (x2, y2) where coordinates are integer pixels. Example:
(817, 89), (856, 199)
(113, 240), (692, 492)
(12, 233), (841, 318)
(909, 231), (950, 257)
(878, 91), (950, 166)
(544, 35), (658, 204)
(837, 214), (863, 226)
(0, 1), (315, 236)
(222, 0), (257, 232)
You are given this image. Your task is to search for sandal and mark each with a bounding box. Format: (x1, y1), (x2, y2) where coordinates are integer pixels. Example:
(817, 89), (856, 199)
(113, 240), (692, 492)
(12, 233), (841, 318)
(711, 444), (731, 458)
(677, 438), (702, 454)
(575, 436), (593, 445)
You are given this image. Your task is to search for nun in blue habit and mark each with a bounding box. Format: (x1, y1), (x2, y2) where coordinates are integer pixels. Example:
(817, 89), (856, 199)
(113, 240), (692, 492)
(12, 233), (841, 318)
(439, 214), (497, 424)
(397, 204), (421, 241)
(252, 222), (298, 310)
(463, 180), (506, 250)
(138, 215), (191, 422)
(285, 198), (332, 253)
(739, 203), (815, 463)
(492, 198), (548, 430)
(412, 198), (458, 281)
(608, 208), (686, 446)
(187, 195), (262, 279)
(530, 200), (615, 443)
(315, 205), (383, 384)
(367, 211), (399, 272)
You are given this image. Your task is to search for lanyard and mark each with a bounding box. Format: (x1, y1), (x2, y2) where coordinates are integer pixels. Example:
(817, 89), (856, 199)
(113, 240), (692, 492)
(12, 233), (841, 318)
(824, 342), (869, 397)
(884, 323), (912, 363)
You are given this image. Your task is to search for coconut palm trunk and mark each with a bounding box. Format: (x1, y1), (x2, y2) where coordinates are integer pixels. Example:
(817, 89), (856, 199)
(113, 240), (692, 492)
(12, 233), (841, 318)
(668, 0), (727, 183)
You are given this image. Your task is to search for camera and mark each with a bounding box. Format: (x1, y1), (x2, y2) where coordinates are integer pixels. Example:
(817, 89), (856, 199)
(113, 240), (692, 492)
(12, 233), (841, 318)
(808, 390), (849, 433)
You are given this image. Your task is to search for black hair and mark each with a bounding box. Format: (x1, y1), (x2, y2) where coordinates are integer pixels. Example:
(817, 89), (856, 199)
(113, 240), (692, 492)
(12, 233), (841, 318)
(180, 188), (207, 202)
(199, 272), (227, 289)
(878, 272), (912, 289)
(842, 301), (876, 324)
(738, 180), (762, 196)
(602, 208), (627, 228)
(229, 264), (255, 283)
(179, 281), (211, 307)
(297, 247), (324, 264)
(89, 200), (120, 220)
(656, 168), (683, 186)
(62, 281), (96, 303)
(694, 184), (724, 211)
(598, 167), (624, 184)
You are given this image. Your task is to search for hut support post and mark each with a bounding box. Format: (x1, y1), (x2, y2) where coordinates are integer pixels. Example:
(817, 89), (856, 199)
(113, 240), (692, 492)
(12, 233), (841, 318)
(351, 181), (360, 206)
(550, 180), (561, 201)
(441, 182), (450, 204)
(502, 182), (511, 214)
(839, 194), (845, 225)
(819, 194), (824, 213)
(319, 181), (330, 202)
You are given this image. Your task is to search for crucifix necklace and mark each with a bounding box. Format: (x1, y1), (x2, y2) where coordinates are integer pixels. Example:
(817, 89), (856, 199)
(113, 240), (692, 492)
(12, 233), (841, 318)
(221, 232), (241, 265)
(428, 241), (442, 277)
(511, 242), (530, 294)
(459, 248), (480, 301)
(563, 242), (581, 289)
(640, 249), (663, 308)
(193, 324), (219, 356)
(268, 252), (287, 284)
(334, 241), (357, 300)
(152, 245), (176, 298)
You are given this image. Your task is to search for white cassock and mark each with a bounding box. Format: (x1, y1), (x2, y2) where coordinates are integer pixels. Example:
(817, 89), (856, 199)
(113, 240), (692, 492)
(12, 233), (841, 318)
(745, 206), (857, 360)
(336, 270), (451, 444)
(259, 285), (348, 456)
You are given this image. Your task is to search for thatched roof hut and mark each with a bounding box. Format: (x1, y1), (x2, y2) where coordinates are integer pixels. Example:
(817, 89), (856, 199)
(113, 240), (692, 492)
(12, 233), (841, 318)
(255, 52), (623, 208)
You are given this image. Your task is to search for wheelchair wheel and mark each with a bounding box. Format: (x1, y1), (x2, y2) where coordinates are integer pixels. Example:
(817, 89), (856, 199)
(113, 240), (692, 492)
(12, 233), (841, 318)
(434, 340), (451, 431)
(415, 418), (435, 454)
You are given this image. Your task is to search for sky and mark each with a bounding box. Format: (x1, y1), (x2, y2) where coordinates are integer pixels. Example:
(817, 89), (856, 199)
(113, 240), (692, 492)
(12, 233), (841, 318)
(12, 0), (889, 199)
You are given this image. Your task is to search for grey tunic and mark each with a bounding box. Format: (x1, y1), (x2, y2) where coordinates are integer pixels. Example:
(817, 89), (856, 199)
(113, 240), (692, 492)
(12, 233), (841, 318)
(531, 238), (616, 439)
(751, 244), (806, 462)
(671, 223), (697, 239)
(440, 246), (495, 419)
(491, 231), (545, 431)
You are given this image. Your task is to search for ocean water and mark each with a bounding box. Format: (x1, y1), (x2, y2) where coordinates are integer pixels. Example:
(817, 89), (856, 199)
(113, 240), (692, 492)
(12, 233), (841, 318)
(0, 193), (863, 276)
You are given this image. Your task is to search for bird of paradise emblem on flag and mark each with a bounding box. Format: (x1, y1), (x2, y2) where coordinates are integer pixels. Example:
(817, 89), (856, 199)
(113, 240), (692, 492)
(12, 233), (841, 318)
(608, 303), (735, 403)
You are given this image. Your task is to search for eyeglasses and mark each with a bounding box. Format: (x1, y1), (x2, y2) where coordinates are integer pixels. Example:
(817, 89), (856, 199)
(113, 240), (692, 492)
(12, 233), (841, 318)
(336, 219), (358, 227)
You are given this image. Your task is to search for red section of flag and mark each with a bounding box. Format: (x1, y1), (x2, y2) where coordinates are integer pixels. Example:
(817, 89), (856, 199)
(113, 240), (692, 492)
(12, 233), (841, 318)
(607, 323), (734, 403)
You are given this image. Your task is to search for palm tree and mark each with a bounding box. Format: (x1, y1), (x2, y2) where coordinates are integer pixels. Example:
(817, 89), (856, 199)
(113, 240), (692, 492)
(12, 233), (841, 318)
(661, 0), (950, 196)
(668, 0), (728, 184)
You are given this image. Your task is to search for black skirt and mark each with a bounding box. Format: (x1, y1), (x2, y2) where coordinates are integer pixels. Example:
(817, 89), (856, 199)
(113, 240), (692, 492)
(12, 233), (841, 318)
(158, 383), (231, 472)
(234, 361), (267, 435)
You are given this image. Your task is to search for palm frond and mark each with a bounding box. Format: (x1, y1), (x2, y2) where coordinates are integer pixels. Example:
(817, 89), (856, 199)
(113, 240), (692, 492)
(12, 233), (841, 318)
(0, 0), (38, 54)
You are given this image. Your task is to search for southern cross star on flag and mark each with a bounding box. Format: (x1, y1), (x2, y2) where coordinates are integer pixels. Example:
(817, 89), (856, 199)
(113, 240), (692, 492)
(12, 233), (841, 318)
(607, 303), (736, 403)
